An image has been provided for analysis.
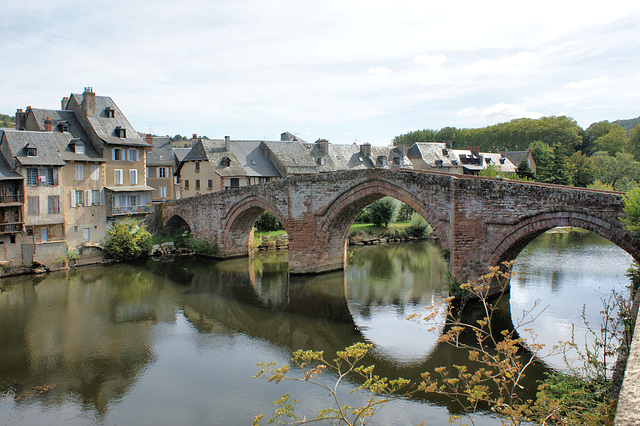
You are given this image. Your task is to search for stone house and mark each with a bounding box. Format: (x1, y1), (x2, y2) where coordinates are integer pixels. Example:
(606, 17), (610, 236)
(144, 135), (176, 202)
(407, 143), (515, 175)
(0, 130), (24, 264)
(499, 149), (537, 174)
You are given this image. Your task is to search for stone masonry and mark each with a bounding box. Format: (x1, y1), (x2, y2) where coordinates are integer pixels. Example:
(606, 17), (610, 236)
(158, 168), (640, 283)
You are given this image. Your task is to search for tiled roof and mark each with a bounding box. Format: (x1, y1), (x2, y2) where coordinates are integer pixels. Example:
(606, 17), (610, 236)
(200, 139), (247, 177)
(261, 140), (318, 175)
(2, 130), (66, 166)
(146, 137), (173, 167)
(226, 140), (281, 178)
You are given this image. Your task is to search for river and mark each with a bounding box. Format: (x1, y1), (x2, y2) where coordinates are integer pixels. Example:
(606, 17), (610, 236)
(0, 229), (633, 425)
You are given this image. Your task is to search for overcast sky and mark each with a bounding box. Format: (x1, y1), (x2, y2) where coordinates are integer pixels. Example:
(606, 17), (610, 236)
(3, 1), (640, 145)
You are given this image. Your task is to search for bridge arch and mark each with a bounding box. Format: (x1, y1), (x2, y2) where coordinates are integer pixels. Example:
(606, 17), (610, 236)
(220, 195), (288, 256)
(488, 211), (640, 267)
(316, 178), (449, 261)
(163, 214), (193, 237)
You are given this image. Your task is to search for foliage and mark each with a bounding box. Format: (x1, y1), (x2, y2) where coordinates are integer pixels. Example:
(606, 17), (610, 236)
(366, 197), (399, 228)
(567, 151), (596, 187)
(628, 124), (640, 161)
(66, 248), (80, 260)
(592, 152), (640, 191)
(397, 203), (415, 221)
(622, 187), (640, 236)
(253, 343), (411, 425)
(406, 212), (431, 237)
(184, 237), (220, 256)
(1, 113), (15, 128)
(515, 161), (535, 180)
(354, 209), (370, 223)
(104, 219), (152, 260)
(593, 125), (627, 157)
(587, 179), (615, 191)
(255, 210), (284, 232)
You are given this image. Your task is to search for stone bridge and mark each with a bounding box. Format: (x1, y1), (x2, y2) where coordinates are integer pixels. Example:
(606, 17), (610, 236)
(156, 168), (640, 282)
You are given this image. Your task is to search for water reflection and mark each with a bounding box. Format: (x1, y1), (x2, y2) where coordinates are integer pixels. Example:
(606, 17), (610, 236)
(0, 233), (632, 425)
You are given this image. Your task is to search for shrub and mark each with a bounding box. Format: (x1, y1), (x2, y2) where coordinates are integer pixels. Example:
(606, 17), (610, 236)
(407, 212), (432, 237)
(104, 219), (152, 260)
(254, 211), (283, 232)
(367, 197), (399, 228)
(622, 187), (640, 236)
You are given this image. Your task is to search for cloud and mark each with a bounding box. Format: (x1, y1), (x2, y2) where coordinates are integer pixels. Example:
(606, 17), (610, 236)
(565, 77), (610, 89)
(413, 54), (448, 68)
(367, 66), (392, 75)
(458, 103), (545, 122)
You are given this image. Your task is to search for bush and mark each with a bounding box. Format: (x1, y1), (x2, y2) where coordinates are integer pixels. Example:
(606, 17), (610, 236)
(254, 211), (283, 232)
(104, 219), (152, 260)
(622, 187), (640, 236)
(367, 197), (399, 228)
(407, 212), (432, 237)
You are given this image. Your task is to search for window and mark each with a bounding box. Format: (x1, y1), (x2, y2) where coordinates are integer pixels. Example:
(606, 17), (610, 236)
(84, 190), (91, 207)
(72, 140), (85, 154)
(157, 167), (167, 178)
(47, 195), (59, 214)
(113, 148), (123, 161)
(129, 169), (138, 185)
(230, 178), (239, 188)
(128, 149), (138, 162)
(27, 196), (39, 215)
(58, 121), (70, 132)
(75, 164), (84, 180)
(207, 179), (213, 189)
(184, 180), (189, 189)
(26, 147), (37, 156)
(114, 169), (123, 185)
(174, 176), (180, 185)
(74, 190), (84, 206)
(105, 106), (115, 118)
(195, 162), (200, 172)
(47, 168), (57, 186)
(116, 126), (126, 138)
(221, 157), (230, 167)
(159, 186), (167, 198)
(27, 168), (37, 186)
(83, 228), (90, 242)
(92, 190), (100, 206)
(91, 165), (99, 181)
(195, 180), (200, 190)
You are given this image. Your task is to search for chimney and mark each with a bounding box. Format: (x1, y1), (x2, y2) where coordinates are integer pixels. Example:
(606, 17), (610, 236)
(192, 133), (198, 139)
(360, 143), (371, 157)
(467, 146), (480, 157)
(82, 87), (96, 116)
(15, 108), (25, 130)
(44, 117), (52, 132)
(445, 140), (452, 150)
(315, 138), (329, 155)
(145, 134), (153, 145)
(224, 136), (231, 150)
(397, 144), (408, 156)
(61, 96), (69, 110)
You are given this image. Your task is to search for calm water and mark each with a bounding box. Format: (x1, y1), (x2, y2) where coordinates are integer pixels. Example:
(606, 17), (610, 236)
(0, 231), (633, 425)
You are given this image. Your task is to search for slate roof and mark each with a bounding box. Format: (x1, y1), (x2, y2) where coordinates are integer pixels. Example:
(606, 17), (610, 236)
(180, 139), (247, 177)
(69, 93), (149, 147)
(226, 140), (281, 178)
(146, 137), (173, 167)
(172, 148), (191, 171)
(306, 143), (374, 172)
(408, 143), (515, 172)
(2, 130), (66, 167)
(28, 108), (104, 163)
(261, 140), (318, 175)
(0, 130), (23, 180)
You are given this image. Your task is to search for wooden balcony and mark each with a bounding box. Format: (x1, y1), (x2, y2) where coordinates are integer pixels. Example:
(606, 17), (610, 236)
(0, 194), (23, 205)
(0, 222), (23, 234)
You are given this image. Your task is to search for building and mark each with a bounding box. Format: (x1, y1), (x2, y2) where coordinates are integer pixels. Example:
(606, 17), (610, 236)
(407, 143), (516, 175)
(0, 130), (24, 264)
(145, 135), (176, 202)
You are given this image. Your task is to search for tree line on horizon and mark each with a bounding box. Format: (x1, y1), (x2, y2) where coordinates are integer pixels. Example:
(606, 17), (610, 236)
(392, 115), (640, 192)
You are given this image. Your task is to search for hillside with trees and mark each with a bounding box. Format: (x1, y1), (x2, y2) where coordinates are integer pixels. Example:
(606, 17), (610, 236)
(0, 113), (15, 128)
(393, 115), (640, 192)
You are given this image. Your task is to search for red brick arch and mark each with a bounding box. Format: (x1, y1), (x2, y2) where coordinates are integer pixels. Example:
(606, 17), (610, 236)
(220, 195), (288, 253)
(488, 211), (640, 266)
(317, 178), (450, 254)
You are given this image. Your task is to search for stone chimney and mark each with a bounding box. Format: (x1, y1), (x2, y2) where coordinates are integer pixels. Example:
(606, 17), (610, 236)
(315, 139), (329, 155)
(145, 134), (153, 145)
(15, 109), (25, 130)
(61, 96), (69, 110)
(44, 117), (52, 132)
(192, 133), (198, 139)
(360, 143), (371, 157)
(82, 87), (96, 116)
(224, 136), (231, 151)
(445, 140), (452, 150)
(397, 144), (408, 156)
(467, 146), (480, 157)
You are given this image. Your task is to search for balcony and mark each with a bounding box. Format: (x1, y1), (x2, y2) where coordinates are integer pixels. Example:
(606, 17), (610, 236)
(0, 194), (23, 205)
(112, 205), (153, 216)
(0, 222), (23, 234)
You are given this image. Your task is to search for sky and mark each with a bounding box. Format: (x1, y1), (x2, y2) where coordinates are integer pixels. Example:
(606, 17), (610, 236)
(2, 0), (640, 146)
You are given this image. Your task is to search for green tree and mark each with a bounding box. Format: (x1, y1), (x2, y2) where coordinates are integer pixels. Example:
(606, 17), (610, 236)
(568, 151), (596, 188)
(366, 197), (399, 227)
(530, 140), (554, 182)
(622, 188), (640, 236)
(392, 129), (436, 146)
(628, 124), (640, 161)
(104, 218), (152, 260)
(592, 152), (640, 191)
(515, 160), (535, 180)
(593, 126), (627, 156)
(0, 113), (15, 128)
(254, 211), (283, 232)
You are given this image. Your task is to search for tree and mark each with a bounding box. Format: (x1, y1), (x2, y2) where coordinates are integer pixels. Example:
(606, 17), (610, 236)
(104, 218), (152, 260)
(628, 124), (640, 161)
(568, 151), (596, 188)
(622, 188), (640, 236)
(592, 152), (640, 191)
(366, 197), (399, 228)
(530, 140), (554, 182)
(392, 129), (436, 146)
(593, 126), (627, 156)
(516, 160), (535, 180)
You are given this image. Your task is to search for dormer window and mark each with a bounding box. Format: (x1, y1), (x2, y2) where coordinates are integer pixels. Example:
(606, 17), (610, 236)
(115, 126), (126, 138)
(318, 157), (325, 166)
(221, 157), (231, 167)
(377, 155), (387, 166)
(58, 121), (70, 132)
(24, 144), (37, 157)
(105, 107), (115, 118)
(71, 140), (86, 154)
(435, 159), (443, 167)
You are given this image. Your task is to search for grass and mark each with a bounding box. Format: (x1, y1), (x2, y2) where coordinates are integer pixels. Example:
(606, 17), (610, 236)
(253, 221), (412, 240)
